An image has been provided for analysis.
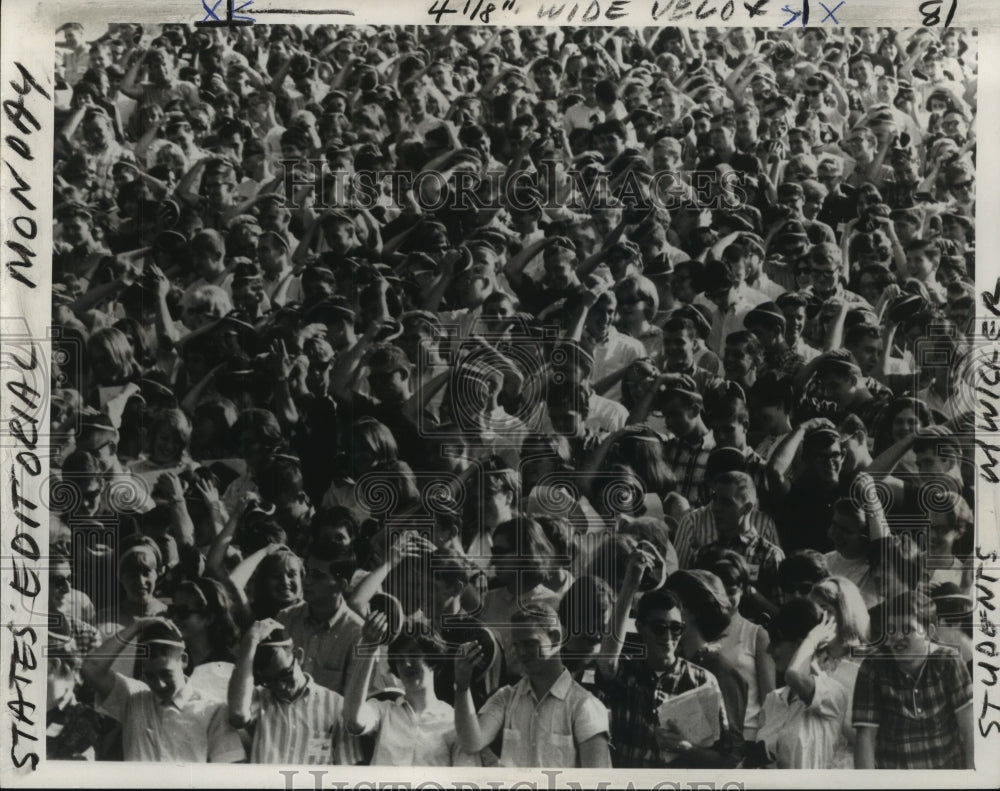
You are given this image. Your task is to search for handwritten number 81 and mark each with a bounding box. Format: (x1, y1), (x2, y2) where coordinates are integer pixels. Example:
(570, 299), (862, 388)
(919, 0), (958, 27)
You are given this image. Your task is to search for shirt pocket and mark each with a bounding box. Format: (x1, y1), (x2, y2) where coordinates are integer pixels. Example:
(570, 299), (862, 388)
(540, 731), (577, 768)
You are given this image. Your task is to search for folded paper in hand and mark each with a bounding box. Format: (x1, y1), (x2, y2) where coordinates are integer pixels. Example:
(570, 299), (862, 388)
(656, 684), (722, 748)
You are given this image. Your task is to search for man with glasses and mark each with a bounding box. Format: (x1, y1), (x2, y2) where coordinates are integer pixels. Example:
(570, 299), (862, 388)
(946, 160), (976, 217)
(804, 242), (869, 307)
(49, 542), (100, 652)
(597, 561), (734, 768)
(228, 621), (359, 764)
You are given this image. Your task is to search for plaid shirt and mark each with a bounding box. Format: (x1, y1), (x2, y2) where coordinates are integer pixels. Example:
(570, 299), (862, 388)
(852, 645), (973, 769)
(674, 505), (782, 568)
(53, 610), (99, 656)
(691, 531), (785, 606)
(663, 432), (712, 507)
(596, 656), (730, 768)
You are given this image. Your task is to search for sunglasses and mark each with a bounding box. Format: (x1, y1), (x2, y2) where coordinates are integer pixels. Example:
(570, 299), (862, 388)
(641, 620), (686, 638)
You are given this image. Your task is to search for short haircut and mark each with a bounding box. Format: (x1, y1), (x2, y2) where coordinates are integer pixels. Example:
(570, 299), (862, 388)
(779, 549), (829, 586)
(725, 330), (764, 364)
(635, 588), (683, 622)
(190, 229), (225, 257)
(712, 470), (757, 504)
(510, 602), (562, 637)
(593, 119), (628, 140)
(663, 317), (699, 339)
(884, 585), (938, 632)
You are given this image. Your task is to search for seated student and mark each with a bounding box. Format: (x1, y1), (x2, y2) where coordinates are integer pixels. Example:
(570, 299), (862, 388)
(453, 604), (611, 768)
(752, 599), (850, 769)
(597, 548), (737, 769)
(853, 587), (974, 769)
(228, 620), (359, 764)
(344, 612), (468, 766)
(81, 618), (245, 762)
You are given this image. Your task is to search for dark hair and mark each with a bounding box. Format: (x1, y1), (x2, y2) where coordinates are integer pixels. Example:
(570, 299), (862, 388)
(766, 598), (825, 644)
(256, 455), (305, 504)
(779, 550), (830, 587)
(173, 578), (241, 660)
(663, 570), (732, 641)
(697, 547), (751, 589)
(636, 588), (683, 622)
(748, 371), (795, 413)
(604, 426), (677, 499)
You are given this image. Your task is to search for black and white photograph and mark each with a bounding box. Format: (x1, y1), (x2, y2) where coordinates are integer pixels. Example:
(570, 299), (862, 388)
(1, 6), (995, 785)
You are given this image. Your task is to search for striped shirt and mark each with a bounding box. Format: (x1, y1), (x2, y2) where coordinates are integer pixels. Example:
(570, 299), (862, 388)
(248, 675), (360, 765)
(98, 673), (245, 763)
(674, 505), (782, 569)
(277, 599), (388, 695)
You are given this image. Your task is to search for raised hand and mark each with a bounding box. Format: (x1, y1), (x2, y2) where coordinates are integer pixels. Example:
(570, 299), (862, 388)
(454, 640), (485, 691)
(361, 611), (390, 644)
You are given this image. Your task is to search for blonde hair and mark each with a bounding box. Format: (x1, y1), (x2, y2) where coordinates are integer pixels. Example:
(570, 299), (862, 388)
(810, 575), (871, 647)
(184, 285), (233, 328)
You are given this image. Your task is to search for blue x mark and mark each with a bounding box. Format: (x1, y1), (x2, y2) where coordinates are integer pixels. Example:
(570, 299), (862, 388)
(201, 0), (223, 21)
(820, 0), (845, 23)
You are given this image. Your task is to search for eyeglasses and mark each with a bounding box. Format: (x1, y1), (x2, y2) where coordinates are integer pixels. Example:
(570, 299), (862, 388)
(257, 662), (297, 688)
(641, 620), (686, 638)
(780, 581), (815, 596)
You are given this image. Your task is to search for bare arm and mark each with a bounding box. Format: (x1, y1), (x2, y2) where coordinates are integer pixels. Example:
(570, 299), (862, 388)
(343, 613), (387, 734)
(597, 548), (648, 680)
(854, 725), (878, 769)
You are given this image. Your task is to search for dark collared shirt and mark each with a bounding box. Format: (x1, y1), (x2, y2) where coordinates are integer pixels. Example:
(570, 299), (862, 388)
(853, 645), (972, 769)
(596, 656), (731, 768)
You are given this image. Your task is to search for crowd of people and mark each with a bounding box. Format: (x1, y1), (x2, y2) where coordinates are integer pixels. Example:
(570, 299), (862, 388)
(47, 21), (978, 769)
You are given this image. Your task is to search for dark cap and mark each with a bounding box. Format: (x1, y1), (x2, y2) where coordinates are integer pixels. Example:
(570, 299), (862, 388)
(745, 301), (786, 330)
